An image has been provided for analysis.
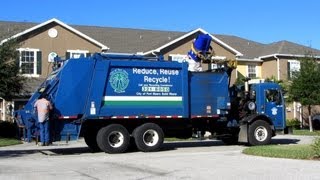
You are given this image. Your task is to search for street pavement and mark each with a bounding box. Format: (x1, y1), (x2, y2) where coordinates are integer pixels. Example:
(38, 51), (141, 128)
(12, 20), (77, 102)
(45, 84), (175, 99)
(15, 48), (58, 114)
(0, 135), (319, 180)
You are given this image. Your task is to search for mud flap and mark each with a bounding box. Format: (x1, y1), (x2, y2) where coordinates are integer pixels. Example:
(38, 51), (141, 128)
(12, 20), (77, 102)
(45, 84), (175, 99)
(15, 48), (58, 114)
(238, 124), (248, 143)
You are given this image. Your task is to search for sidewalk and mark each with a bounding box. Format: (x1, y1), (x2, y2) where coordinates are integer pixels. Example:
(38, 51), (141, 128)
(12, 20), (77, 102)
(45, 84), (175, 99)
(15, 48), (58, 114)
(0, 138), (87, 151)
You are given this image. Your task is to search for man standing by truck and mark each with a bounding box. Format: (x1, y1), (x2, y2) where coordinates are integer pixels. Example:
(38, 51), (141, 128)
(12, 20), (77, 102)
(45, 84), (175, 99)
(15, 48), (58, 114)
(34, 95), (53, 146)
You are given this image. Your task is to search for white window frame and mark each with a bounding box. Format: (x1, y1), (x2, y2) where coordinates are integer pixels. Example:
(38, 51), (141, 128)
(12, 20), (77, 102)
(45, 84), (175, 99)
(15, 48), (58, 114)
(247, 64), (257, 78)
(288, 60), (300, 79)
(17, 48), (40, 77)
(67, 49), (89, 59)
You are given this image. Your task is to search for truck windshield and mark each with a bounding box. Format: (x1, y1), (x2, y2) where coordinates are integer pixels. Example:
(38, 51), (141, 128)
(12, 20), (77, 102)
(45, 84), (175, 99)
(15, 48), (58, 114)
(265, 89), (282, 105)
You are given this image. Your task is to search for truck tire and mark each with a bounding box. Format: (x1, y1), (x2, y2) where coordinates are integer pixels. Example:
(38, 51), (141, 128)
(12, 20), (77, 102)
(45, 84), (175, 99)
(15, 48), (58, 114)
(248, 120), (272, 146)
(96, 124), (130, 153)
(133, 123), (164, 152)
(84, 130), (101, 152)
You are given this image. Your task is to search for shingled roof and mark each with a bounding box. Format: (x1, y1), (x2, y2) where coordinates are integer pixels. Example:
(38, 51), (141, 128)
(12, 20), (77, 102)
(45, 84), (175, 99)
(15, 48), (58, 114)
(0, 21), (35, 39)
(261, 40), (320, 56)
(214, 34), (266, 59)
(73, 25), (185, 53)
(214, 35), (320, 59)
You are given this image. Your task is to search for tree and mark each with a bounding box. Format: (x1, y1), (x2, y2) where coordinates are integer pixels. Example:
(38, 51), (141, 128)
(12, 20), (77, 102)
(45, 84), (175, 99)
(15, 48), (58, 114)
(0, 38), (24, 99)
(289, 55), (320, 132)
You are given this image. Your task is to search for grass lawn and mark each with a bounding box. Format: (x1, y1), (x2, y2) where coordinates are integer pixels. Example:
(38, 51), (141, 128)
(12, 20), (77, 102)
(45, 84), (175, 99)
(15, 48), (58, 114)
(0, 137), (22, 147)
(292, 129), (320, 136)
(243, 144), (318, 160)
(244, 130), (320, 160)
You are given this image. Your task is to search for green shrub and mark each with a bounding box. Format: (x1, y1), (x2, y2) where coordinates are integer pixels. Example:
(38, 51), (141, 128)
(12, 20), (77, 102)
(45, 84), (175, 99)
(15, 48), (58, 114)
(0, 121), (17, 138)
(311, 136), (320, 158)
(286, 119), (301, 129)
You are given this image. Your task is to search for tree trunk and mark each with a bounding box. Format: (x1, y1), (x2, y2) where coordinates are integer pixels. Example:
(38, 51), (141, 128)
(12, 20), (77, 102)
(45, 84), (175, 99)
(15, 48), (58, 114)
(308, 105), (313, 132)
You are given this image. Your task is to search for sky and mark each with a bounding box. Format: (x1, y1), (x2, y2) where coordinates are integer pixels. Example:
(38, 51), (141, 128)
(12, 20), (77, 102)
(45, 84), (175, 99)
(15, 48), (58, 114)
(0, 0), (319, 49)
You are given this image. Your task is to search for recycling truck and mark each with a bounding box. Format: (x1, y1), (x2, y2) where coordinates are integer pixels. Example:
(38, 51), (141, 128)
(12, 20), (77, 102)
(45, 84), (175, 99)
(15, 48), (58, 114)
(15, 52), (286, 153)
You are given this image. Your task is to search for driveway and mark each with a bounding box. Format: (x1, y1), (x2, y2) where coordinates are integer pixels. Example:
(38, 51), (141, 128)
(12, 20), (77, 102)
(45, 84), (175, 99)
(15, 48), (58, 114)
(0, 135), (319, 180)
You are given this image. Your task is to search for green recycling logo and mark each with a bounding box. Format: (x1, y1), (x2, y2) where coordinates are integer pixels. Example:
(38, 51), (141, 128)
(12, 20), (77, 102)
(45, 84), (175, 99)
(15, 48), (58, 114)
(109, 69), (129, 93)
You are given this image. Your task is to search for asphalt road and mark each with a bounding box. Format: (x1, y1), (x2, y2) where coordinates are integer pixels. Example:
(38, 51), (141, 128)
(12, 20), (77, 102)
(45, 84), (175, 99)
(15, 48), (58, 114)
(0, 135), (319, 180)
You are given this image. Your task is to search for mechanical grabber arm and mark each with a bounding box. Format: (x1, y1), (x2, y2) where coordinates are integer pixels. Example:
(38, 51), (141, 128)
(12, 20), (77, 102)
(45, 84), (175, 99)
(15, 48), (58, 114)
(187, 34), (237, 71)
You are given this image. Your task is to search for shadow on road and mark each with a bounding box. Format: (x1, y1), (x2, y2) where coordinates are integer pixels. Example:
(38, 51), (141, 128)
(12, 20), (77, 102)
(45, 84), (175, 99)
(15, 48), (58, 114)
(161, 140), (225, 151)
(0, 141), (223, 157)
(0, 137), (303, 158)
(162, 137), (301, 151)
(271, 138), (300, 145)
(0, 146), (93, 158)
(0, 149), (39, 158)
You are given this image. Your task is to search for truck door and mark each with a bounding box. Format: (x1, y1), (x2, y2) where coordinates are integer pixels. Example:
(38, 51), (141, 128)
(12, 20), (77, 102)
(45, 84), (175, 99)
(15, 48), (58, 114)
(264, 89), (285, 129)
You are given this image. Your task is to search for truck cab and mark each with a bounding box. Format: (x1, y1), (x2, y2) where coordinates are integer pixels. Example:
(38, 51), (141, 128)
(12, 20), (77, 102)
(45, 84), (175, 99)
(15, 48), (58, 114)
(226, 80), (286, 145)
(253, 82), (286, 130)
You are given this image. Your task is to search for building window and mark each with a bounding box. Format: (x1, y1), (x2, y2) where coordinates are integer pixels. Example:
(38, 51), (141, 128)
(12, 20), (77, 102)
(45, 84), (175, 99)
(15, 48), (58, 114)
(17, 48), (41, 76)
(287, 60), (300, 80)
(248, 65), (257, 78)
(66, 50), (89, 59)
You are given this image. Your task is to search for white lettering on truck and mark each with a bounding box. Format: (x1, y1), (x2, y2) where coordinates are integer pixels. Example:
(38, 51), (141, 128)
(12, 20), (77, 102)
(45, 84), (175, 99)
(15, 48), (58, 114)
(144, 76), (170, 83)
(159, 69), (179, 75)
(132, 68), (179, 76)
(133, 68), (157, 75)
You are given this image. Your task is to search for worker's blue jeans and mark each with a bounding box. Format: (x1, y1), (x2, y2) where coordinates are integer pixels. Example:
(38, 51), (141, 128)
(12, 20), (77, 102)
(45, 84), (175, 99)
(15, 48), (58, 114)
(39, 120), (50, 144)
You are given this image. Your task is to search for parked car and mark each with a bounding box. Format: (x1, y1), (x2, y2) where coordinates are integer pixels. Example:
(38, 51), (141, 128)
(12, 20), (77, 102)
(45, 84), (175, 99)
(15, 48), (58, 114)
(312, 114), (320, 130)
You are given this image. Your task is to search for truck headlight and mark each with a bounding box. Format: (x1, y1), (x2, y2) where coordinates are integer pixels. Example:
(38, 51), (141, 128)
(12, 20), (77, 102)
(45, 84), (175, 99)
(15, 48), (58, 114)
(247, 102), (256, 110)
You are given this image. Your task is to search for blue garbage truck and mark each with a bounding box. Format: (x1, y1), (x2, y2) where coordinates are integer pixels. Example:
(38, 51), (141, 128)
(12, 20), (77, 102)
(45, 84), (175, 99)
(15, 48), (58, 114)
(15, 53), (286, 153)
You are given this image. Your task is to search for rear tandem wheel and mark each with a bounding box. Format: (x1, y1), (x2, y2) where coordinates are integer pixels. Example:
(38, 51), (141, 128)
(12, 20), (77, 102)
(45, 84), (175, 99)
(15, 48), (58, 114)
(133, 123), (164, 152)
(96, 124), (130, 153)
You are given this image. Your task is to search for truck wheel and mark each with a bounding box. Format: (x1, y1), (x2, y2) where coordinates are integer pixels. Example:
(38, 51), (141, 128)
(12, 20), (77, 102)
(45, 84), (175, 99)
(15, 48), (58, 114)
(248, 120), (272, 146)
(84, 130), (101, 152)
(133, 123), (164, 152)
(96, 124), (130, 153)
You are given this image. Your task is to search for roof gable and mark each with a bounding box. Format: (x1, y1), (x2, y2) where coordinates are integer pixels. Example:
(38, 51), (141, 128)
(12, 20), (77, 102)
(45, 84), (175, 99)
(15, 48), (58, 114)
(0, 18), (109, 50)
(143, 28), (243, 56)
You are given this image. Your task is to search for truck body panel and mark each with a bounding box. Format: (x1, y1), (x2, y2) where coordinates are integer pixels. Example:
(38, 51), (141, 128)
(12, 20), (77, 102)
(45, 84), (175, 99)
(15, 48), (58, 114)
(190, 72), (230, 116)
(48, 54), (231, 121)
(54, 59), (95, 117)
